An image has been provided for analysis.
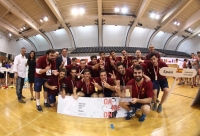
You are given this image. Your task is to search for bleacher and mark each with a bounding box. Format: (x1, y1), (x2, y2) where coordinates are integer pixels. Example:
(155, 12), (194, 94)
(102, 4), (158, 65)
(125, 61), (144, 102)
(156, 49), (190, 57)
(70, 46), (149, 54)
(25, 47), (191, 58)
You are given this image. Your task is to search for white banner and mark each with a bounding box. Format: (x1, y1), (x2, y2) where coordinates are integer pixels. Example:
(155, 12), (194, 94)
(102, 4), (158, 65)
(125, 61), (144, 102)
(57, 96), (127, 118)
(159, 67), (197, 78)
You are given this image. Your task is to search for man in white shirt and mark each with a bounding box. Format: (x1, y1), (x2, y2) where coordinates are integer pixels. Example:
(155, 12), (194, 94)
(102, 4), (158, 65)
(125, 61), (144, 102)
(13, 47), (27, 103)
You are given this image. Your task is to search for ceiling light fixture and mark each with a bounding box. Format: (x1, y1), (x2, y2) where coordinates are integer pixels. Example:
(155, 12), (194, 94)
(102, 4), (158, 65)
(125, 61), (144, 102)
(79, 7), (85, 15)
(155, 14), (160, 19)
(71, 8), (78, 16)
(121, 7), (128, 14)
(43, 16), (48, 21)
(198, 34), (200, 36)
(150, 12), (156, 18)
(40, 19), (43, 22)
(173, 20), (180, 26)
(114, 7), (120, 13)
(9, 33), (12, 37)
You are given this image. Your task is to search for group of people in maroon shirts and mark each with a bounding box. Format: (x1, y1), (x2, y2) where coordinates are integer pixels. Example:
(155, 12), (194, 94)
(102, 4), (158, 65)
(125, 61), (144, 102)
(31, 45), (170, 122)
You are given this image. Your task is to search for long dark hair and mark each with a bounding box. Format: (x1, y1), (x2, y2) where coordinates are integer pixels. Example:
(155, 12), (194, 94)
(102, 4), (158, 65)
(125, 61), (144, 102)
(27, 51), (36, 64)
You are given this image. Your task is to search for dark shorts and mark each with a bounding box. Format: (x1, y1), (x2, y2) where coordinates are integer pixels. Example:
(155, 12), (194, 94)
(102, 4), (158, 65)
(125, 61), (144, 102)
(48, 95), (57, 104)
(34, 77), (48, 92)
(128, 103), (150, 109)
(9, 73), (14, 78)
(153, 78), (169, 91)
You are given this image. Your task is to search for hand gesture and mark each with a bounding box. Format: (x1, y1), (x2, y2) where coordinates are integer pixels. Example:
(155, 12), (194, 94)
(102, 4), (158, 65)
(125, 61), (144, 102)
(109, 71), (116, 80)
(52, 70), (59, 76)
(130, 98), (137, 104)
(73, 94), (79, 100)
(100, 65), (104, 70)
(14, 73), (18, 79)
(102, 80), (110, 89)
(50, 86), (57, 90)
(91, 79), (99, 87)
(145, 76), (151, 82)
(45, 64), (51, 72)
(61, 92), (65, 99)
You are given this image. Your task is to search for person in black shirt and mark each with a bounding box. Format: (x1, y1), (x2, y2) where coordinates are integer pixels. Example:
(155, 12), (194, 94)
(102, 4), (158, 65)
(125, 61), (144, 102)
(27, 51), (36, 100)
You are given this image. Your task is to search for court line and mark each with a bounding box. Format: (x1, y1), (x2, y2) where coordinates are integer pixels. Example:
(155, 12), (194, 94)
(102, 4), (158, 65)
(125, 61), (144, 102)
(171, 93), (194, 99)
(6, 112), (47, 136)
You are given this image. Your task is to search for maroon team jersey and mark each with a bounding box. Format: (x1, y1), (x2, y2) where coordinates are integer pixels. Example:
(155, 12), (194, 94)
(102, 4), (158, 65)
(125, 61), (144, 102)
(94, 77), (115, 93)
(144, 60), (168, 81)
(145, 52), (161, 60)
(122, 56), (133, 68)
(66, 76), (80, 94)
(87, 61), (100, 77)
(76, 65), (92, 74)
(126, 79), (153, 99)
(76, 78), (95, 94)
(47, 75), (66, 96)
(35, 56), (56, 79)
(65, 64), (78, 76)
(116, 68), (134, 86)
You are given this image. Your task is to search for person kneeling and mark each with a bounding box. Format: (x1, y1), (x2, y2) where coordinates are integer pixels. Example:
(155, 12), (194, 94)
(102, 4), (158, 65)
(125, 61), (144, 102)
(116, 65), (153, 122)
(73, 69), (101, 99)
(44, 68), (66, 107)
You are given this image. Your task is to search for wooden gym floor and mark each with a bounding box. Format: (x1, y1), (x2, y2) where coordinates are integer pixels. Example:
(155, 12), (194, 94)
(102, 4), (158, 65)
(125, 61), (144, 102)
(0, 77), (199, 136)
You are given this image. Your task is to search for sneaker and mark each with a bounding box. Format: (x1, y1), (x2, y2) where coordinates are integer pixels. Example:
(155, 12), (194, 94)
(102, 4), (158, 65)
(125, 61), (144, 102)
(152, 103), (157, 111)
(139, 113), (146, 122)
(36, 105), (43, 112)
(18, 99), (26, 103)
(157, 104), (162, 113)
(44, 102), (51, 108)
(22, 95), (26, 99)
(125, 109), (136, 120)
(156, 99), (160, 103)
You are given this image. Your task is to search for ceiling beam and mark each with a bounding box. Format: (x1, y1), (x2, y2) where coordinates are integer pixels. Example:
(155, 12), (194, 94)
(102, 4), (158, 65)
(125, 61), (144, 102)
(44, 0), (76, 49)
(0, 19), (21, 37)
(125, 0), (151, 47)
(0, 0), (53, 49)
(164, 9), (200, 49)
(97, 0), (102, 47)
(148, 0), (193, 47)
(0, 19), (37, 51)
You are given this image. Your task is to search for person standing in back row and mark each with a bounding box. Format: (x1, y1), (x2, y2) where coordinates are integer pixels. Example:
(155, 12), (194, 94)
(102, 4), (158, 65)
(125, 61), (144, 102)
(56, 48), (71, 70)
(13, 47), (27, 103)
(27, 51), (36, 100)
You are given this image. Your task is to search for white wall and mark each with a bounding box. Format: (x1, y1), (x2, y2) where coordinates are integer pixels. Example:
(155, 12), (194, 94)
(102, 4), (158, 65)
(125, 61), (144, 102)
(45, 29), (72, 49)
(103, 25), (129, 47)
(71, 25), (98, 47)
(28, 34), (50, 51)
(0, 35), (34, 55)
(166, 36), (184, 50)
(152, 31), (172, 49)
(129, 27), (154, 47)
(178, 36), (200, 54)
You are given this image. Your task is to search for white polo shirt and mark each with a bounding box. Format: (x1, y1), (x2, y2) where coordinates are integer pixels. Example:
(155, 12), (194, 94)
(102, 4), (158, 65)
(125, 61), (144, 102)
(13, 54), (27, 78)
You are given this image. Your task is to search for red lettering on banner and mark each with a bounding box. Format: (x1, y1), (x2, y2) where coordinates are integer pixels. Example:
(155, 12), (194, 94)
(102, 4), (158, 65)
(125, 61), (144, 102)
(104, 99), (112, 104)
(103, 112), (112, 118)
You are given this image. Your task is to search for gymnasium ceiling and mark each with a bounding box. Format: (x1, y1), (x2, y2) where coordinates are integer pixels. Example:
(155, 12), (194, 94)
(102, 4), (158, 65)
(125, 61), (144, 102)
(0, 0), (200, 50)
